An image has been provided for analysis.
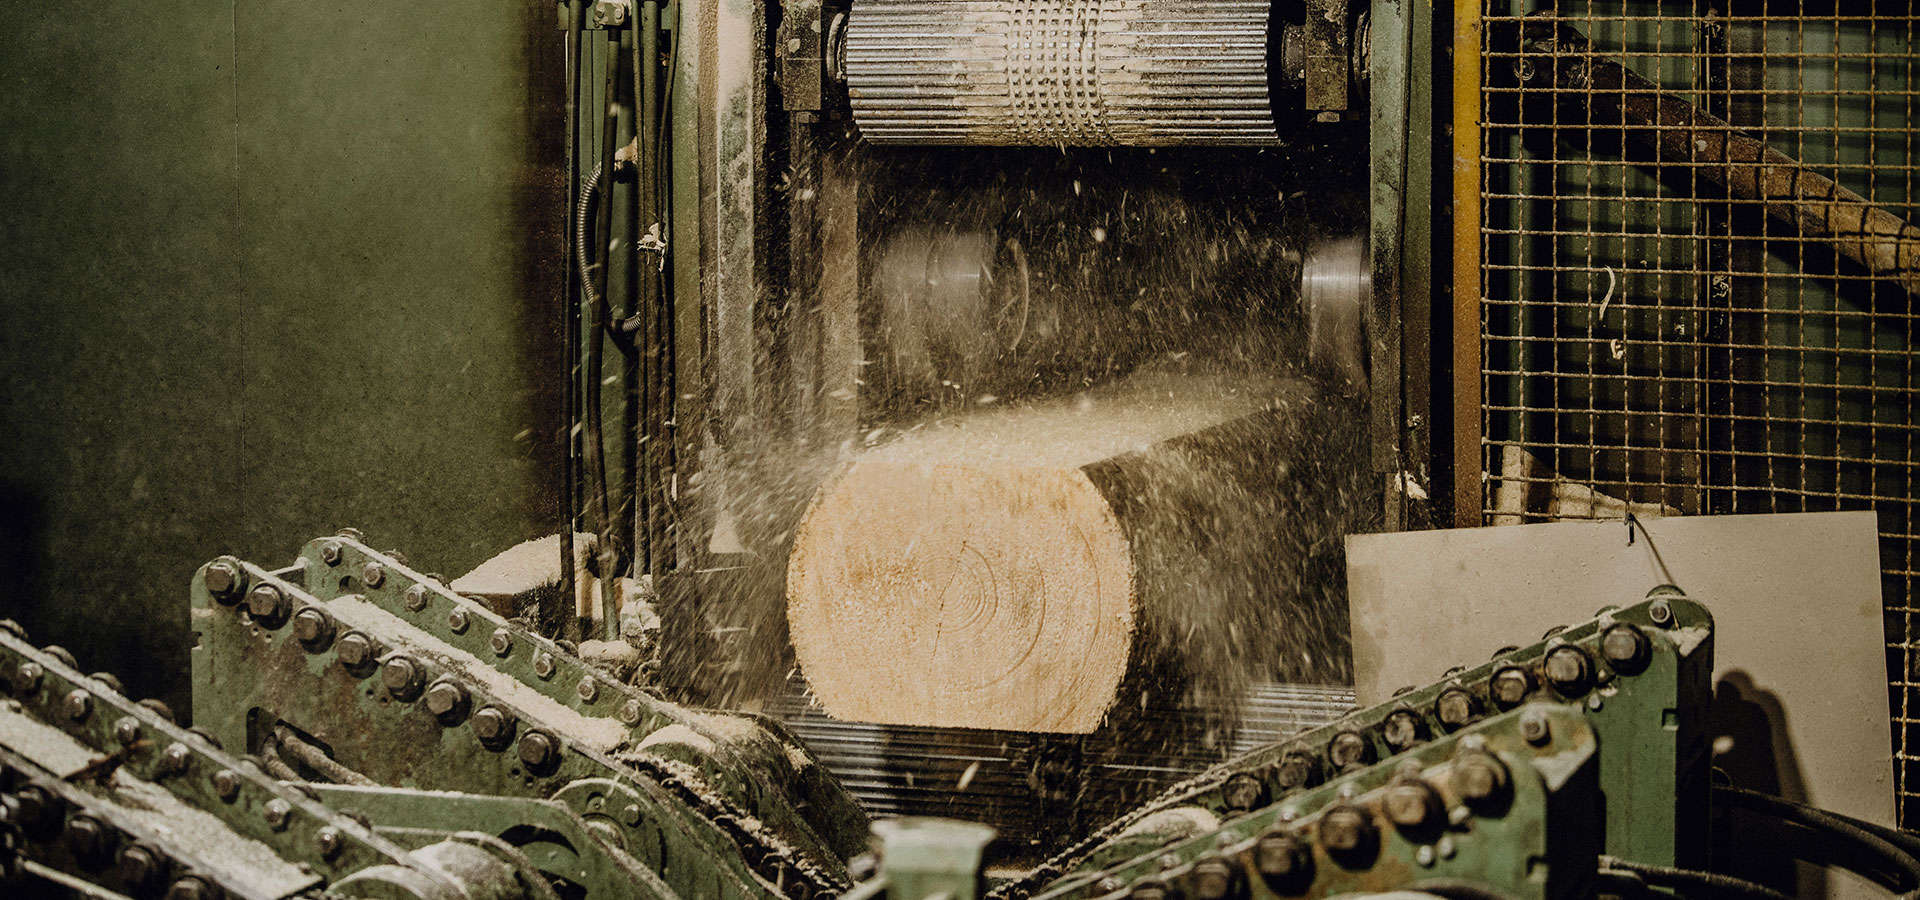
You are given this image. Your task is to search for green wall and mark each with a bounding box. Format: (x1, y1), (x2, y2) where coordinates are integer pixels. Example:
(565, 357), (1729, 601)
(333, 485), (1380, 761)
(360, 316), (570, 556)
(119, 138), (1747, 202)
(0, 1), (565, 716)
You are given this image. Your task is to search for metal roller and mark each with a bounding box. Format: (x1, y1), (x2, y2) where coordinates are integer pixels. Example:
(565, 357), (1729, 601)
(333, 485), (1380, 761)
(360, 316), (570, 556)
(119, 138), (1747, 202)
(844, 0), (1281, 146)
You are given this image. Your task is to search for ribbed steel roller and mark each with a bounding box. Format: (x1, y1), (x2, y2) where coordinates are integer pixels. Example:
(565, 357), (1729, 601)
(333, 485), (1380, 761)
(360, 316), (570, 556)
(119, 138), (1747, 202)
(844, 0), (1280, 146)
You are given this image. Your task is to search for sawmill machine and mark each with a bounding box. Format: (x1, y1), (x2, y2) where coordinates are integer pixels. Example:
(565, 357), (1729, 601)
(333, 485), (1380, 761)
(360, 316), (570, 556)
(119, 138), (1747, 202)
(550, 0), (1435, 854)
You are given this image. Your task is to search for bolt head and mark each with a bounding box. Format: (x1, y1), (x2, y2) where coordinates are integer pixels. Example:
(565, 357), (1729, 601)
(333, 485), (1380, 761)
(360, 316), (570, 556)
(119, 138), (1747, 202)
(211, 769), (240, 801)
(379, 655), (423, 699)
(320, 542), (343, 565)
(244, 584), (287, 626)
(0, 619), (24, 639)
(1327, 731), (1370, 769)
(618, 699), (644, 726)
(1435, 689), (1477, 729)
(1189, 857), (1234, 900)
(1452, 753), (1509, 806)
(1317, 805), (1373, 854)
(335, 633), (374, 669)
(1601, 624), (1651, 675)
(118, 843), (164, 890)
(263, 798), (291, 830)
(66, 815), (110, 863)
(1220, 773), (1266, 811)
(1519, 709), (1551, 745)
(447, 608), (470, 633)
(63, 689), (91, 722)
(1254, 831), (1307, 878)
(1490, 666), (1531, 708)
(621, 803), (642, 826)
(203, 562), (241, 599)
(472, 706), (513, 744)
(1543, 646), (1593, 696)
(518, 731), (559, 770)
(316, 826), (344, 859)
(138, 698), (175, 723)
(115, 716), (141, 745)
(1126, 880), (1170, 900)
(13, 661), (43, 695)
(291, 609), (333, 649)
(577, 677), (599, 703)
(1382, 710), (1423, 750)
(1649, 598), (1674, 626)
(361, 562), (386, 589)
(533, 652), (556, 679)
(1382, 781), (1437, 829)
(489, 628), (514, 657)
(160, 743), (191, 775)
(403, 585), (429, 612)
(1274, 751), (1314, 791)
(424, 680), (469, 720)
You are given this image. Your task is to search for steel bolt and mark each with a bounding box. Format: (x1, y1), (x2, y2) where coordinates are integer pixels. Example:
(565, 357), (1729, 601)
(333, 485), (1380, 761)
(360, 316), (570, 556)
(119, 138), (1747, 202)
(1382, 780), (1439, 830)
(1382, 710), (1424, 751)
(188, 727), (222, 752)
(1543, 646), (1594, 696)
(1451, 752), (1510, 808)
(403, 585), (429, 612)
(316, 826), (344, 859)
(91, 671), (123, 694)
(139, 698), (174, 723)
(361, 562), (386, 589)
(1221, 773), (1266, 811)
(617, 700), (644, 726)
(204, 562), (242, 601)
(1317, 805), (1374, 855)
(10, 785), (54, 835)
(518, 730), (559, 771)
(1126, 880), (1171, 900)
(42, 645), (77, 668)
(0, 619), (23, 639)
(211, 769), (241, 802)
(489, 628), (514, 657)
(1094, 876), (1125, 895)
(1274, 751), (1315, 792)
(66, 815), (111, 865)
(1435, 689), (1477, 730)
(379, 655), (425, 701)
(159, 742), (191, 776)
(13, 661), (42, 694)
(447, 608), (470, 634)
(1254, 830), (1309, 879)
(245, 584), (288, 628)
(291, 608), (334, 651)
(118, 843), (164, 892)
(424, 679), (470, 722)
(1519, 708), (1551, 745)
(1490, 666), (1532, 709)
(263, 798), (291, 831)
(335, 633), (376, 671)
(621, 803), (642, 826)
(115, 716), (141, 746)
(1649, 598), (1674, 627)
(320, 541), (343, 565)
(593, 0), (630, 26)
(1189, 856), (1235, 900)
(578, 678), (603, 704)
(533, 652), (556, 679)
(1601, 623), (1652, 675)
(63, 689), (91, 722)
(166, 875), (219, 900)
(472, 706), (514, 746)
(1327, 731), (1371, 770)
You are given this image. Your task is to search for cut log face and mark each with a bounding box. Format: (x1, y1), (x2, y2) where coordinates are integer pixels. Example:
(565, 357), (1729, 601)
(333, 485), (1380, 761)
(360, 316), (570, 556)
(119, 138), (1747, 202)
(787, 372), (1316, 733)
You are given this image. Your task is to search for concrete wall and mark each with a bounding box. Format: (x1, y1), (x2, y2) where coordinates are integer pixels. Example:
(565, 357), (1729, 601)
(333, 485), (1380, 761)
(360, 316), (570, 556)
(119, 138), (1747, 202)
(0, 1), (565, 715)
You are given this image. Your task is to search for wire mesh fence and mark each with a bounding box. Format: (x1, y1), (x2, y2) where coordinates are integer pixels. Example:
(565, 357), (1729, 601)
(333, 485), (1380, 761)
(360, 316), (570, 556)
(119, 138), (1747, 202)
(1469, 1), (1920, 822)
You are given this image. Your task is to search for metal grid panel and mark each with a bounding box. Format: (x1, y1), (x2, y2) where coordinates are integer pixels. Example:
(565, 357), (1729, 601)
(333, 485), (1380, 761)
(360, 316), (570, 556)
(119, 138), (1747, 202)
(1469, 2), (1920, 822)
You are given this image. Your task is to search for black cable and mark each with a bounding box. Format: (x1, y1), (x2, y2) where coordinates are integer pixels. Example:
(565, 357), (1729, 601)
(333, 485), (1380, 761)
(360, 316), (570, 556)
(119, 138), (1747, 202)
(1713, 784), (1920, 894)
(1601, 857), (1793, 900)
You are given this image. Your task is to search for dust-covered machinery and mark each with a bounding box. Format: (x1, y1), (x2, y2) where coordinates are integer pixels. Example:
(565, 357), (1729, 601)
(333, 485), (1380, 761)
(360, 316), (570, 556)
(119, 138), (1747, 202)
(11, 540), (1920, 899)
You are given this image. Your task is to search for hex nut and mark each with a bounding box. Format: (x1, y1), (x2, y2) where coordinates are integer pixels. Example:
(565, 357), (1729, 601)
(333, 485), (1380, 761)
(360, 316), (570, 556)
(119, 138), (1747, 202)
(203, 562), (242, 601)
(63, 689), (91, 722)
(1382, 780), (1439, 830)
(291, 608), (335, 651)
(319, 541), (343, 566)
(1254, 830), (1309, 880)
(159, 742), (192, 776)
(379, 655), (425, 701)
(263, 798), (292, 831)
(13, 661), (42, 695)
(1543, 646), (1594, 696)
(167, 875), (220, 900)
(518, 730), (560, 772)
(361, 562), (386, 589)
(1274, 751), (1315, 791)
(447, 608), (471, 634)
(118, 844), (164, 891)
(1519, 708), (1551, 745)
(335, 633), (377, 674)
(1221, 773), (1266, 811)
(533, 652), (556, 679)
(490, 628), (514, 657)
(211, 769), (241, 802)
(1451, 752), (1510, 808)
(1382, 710), (1424, 750)
(577, 677), (599, 703)
(472, 706), (515, 746)
(115, 716), (141, 746)
(1435, 688), (1477, 730)
(1601, 623), (1652, 675)
(1317, 805), (1375, 856)
(424, 680), (470, 723)
(1489, 666), (1532, 708)
(316, 826), (344, 859)
(618, 699), (644, 726)
(1189, 856), (1235, 900)
(1327, 731), (1371, 770)
(403, 585), (429, 612)
(41, 645), (77, 668)
(244, 584), (289, 628)
(139, 698), (175, 724)
(1649, 598), (1674, 626)
(66, 815), (111, 865)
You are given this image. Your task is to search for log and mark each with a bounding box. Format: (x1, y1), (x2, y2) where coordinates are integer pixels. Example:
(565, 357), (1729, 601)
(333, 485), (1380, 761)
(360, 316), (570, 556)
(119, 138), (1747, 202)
(786, 371), (1343, 733)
